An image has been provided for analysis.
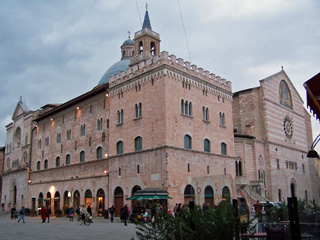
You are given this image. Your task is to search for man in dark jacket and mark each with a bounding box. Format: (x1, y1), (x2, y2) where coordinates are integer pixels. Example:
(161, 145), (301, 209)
(108, 205), (115, 223)
(17, 206), (26, 223)
(123, 204), (129, 226)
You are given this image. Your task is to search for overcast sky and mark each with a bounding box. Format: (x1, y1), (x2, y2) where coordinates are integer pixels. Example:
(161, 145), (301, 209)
(1, 0), (319, 152)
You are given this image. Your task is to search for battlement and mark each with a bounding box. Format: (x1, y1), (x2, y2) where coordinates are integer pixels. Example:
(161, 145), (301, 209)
(109, 51), (232, 92)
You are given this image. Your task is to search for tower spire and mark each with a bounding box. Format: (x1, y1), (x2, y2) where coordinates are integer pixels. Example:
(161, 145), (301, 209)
(142, 6), (152, 30)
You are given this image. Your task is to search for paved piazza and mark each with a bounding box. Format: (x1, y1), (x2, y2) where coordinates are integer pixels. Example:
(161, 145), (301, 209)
(0, 214), (137, 240)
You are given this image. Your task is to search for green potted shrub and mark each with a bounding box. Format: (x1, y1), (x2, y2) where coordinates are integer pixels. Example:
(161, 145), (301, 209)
(54, 209), (63, 217)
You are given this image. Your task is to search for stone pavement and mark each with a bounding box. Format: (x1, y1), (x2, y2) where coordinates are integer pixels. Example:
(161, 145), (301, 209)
(0, 213), (137, 240)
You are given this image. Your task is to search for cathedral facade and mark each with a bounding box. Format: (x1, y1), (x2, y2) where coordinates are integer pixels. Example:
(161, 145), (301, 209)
(1, 10), (318, 217)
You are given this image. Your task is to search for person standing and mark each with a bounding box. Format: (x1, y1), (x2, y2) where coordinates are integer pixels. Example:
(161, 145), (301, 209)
(253, 200), (263, 221)
(87, 204), (92, 216)
(69, 207), (74, 221)
(40, 206), (46, 223)
(46, 207), (51, 223)
(17, 206), (26, 223)
(11, 205), (17, 220)
(123, 204), (129, 226)
(108, 205), (115, 223)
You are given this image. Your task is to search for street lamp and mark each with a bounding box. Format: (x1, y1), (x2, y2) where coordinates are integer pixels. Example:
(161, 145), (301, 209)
(307, 134), (320, 158)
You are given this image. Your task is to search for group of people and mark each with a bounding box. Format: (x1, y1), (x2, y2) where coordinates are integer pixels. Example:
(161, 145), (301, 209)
(40, 206), (52, 223)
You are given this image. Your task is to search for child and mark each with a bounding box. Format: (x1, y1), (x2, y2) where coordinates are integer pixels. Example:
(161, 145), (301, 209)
(69, 207), (74, 221)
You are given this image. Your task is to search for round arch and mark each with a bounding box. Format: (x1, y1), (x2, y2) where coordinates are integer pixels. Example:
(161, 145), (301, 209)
(204, 186), (214, 208)
(85, 189), (92, 210)
(114, 187), (124, 217)
(45, 192), (51, 209)
(131, 185), (141, 210)
(96, 189), (105, 217)
(54, 191), (60, 211)
(73, 190), (80, 208)
(222, 186), (230, 201)
(184, 184), (195, 205)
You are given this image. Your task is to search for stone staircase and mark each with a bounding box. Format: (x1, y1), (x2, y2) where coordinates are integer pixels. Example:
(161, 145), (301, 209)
(238, 185), (268, 208)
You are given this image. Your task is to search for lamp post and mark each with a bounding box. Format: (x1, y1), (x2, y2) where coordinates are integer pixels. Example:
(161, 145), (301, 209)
(307, 134), (320, 158)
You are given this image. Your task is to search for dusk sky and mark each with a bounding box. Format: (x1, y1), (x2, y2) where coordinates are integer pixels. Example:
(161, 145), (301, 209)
(1, 0), (319, 152)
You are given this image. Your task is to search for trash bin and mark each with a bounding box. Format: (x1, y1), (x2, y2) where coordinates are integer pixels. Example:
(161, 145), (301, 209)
(104, 210), (108, 219)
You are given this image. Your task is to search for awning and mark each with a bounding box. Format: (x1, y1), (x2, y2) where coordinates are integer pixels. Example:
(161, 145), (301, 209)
(53, 197), (60, 201)
(37, 198), (43, 201)
(44, 198), (51, 202)
(126, 188), (173, 200)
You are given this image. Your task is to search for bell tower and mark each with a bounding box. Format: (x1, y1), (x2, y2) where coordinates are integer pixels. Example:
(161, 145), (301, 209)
(130, 6), (161, 65)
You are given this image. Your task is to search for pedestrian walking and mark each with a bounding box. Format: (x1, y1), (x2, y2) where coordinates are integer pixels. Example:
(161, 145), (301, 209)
(17, 206), (26, 223)
(40, 206), (46, 223)
(69, 207), (74, 221)
(108, 205), (115, 223)
(46, 207), (51, 223)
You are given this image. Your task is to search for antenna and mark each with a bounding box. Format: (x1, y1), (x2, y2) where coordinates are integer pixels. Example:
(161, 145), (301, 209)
(135, 0), (142, 27)
(177, 0), (192, 62)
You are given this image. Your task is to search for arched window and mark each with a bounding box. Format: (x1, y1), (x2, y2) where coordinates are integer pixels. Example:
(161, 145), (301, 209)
(222, 186), (230, 200)
(221, 142), (227, 155)
(44, 159), (48, 169)
(150, 42), (156, 55)
(97, 147), (102, 159)
(189, 102), (192, 116)
(119, 167), (121, 176)
(219, 112), (225, 126)
(187, 163), (190, 172)
(117, 141), (123, 154)
(56, 156), (60, 167)
(121, 109), (123, 123)
(137, 164), (140, 174)
(235, 157), (242, 176)
(66, 154), (70, 165)
(117, 110), (121, 123)
(206, 108), (209, 121)
(181, 99), (184, 114)
(80, 151), (85, 162)
(184, 134), (192, 149)
(37, 161), (41, 170)
(203, 106), (206, 120)
(134, 137), (142, 151)
(135, 103), (142, 118)
(122, 50), (126, 58)
(204, 139), (210, 152)
(185, 101), (188, 115)
(139, 41), (143, 54)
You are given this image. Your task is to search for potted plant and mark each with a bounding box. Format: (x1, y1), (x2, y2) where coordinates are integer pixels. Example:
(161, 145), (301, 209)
(54, 209), (63, 217)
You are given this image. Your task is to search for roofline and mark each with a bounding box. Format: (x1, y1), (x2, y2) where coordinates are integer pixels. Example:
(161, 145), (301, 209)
(34, 83), (109, 122)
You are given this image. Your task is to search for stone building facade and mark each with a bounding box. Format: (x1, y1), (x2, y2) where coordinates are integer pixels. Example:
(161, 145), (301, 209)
(233, 71), (319, 207)
(1, 10), (318, 216)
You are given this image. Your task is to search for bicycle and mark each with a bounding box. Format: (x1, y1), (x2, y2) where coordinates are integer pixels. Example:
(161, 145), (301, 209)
(77, 214), (92, 226)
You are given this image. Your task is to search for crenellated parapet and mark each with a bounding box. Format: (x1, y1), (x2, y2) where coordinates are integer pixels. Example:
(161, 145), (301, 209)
(109, 51), (232, 99)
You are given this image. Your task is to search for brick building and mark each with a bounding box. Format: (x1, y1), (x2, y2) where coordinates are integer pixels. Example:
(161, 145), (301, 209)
(1, 10), (318, 216)
(233, 71), (319, 207)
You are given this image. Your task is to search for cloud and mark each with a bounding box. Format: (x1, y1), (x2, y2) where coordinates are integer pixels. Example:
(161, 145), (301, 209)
(0, 0), (319, 148)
